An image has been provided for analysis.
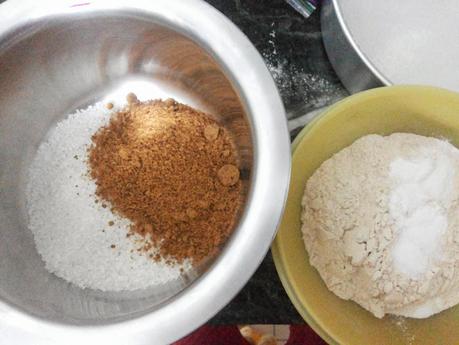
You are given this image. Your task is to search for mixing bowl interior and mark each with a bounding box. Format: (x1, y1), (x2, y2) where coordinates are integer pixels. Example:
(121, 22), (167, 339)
(0, 11), (252, 324)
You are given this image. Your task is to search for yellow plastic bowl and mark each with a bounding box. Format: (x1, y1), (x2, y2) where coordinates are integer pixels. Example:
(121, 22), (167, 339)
(272, 85), (459, 345)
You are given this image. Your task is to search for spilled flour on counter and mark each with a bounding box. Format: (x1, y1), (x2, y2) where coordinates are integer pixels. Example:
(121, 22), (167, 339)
(261, 26), (347, 120)
(264, 57), (346, 117)
(302, 133), (459, 318)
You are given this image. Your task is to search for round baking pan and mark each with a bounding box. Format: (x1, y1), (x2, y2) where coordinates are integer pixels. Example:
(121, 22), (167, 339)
(321, 0), (459, 93)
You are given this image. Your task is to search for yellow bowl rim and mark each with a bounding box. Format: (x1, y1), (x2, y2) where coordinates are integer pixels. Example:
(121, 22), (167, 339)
(271, 85), (459, 345)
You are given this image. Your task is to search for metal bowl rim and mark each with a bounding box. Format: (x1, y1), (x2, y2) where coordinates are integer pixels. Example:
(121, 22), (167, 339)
(0, 0), (291, 344)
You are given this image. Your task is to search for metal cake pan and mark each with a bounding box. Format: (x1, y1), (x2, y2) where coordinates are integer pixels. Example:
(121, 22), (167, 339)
(321, 0), (459, 93)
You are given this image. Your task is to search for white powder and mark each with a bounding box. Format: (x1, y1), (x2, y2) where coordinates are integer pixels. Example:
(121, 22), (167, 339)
(261, 26), (347, 120)
(264, 57), (346, 116)
(389, 151), (454, 279)
(302, 133), (459, 319)
(340, 0), (459, 92)
(26, 102), (191, 291)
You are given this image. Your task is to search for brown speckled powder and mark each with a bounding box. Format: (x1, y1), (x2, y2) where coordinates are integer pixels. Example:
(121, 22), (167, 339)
(88, 98), (243, 264)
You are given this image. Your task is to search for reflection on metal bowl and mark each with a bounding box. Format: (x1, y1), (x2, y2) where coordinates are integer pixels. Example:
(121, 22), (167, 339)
(0, 0), (290, 344)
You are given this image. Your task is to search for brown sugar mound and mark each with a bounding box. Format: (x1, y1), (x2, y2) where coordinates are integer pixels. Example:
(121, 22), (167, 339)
(88, 98), (243, 264)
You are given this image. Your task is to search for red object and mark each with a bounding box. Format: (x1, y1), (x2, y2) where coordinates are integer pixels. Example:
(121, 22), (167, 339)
(175, 324), (327, 345)
(174, 326), (251, 345)
(286, 325), (327, 345)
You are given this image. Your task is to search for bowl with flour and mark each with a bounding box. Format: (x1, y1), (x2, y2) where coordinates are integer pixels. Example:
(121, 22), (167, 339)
(272, 85), (459, 345)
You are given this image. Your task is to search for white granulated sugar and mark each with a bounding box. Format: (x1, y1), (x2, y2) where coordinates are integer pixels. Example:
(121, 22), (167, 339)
(389, 151), (454, 279)
(27, 102), (191, 291)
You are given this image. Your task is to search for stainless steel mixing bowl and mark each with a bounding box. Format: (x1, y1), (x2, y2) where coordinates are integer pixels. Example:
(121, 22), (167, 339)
(0, 0), (290, 343)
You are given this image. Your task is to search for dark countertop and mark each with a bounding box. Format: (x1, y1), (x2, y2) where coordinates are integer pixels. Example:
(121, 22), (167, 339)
(205, 0), (348, 324)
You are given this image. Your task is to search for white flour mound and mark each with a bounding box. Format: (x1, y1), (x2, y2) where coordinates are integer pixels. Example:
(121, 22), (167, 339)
(302, 133), (459, 318)
(26, 102), (191, 291)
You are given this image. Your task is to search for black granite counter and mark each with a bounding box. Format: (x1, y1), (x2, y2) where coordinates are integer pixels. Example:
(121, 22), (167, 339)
(205, 0), (347, 324)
